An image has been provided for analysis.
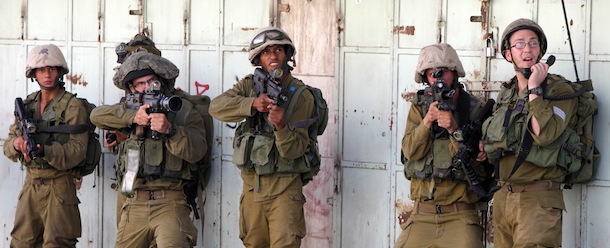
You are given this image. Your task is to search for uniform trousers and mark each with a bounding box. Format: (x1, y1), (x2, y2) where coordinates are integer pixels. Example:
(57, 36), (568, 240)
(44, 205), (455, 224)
(115, 189), (198, 248)
(493, 187), (563, 248)
(11, 175), (81, 248)
(394, 203), (483, 248)
(239, 176), (306, 248)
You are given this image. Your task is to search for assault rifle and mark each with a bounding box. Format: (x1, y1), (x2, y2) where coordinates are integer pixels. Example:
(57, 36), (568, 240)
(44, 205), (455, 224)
(126, 79), (182, 139)
(14, 98), (42, 160)
(424, 68), (456, 112)
(253, 68), (289, 108)
(423, 68), (457, 135)
(450, 99), (496, 198)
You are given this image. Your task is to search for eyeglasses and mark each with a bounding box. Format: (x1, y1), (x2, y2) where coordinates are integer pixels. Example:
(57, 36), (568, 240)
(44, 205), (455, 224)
(250, 30), (287, 49)
(510, 40), (540, 49)
(131, 78), (160, 89)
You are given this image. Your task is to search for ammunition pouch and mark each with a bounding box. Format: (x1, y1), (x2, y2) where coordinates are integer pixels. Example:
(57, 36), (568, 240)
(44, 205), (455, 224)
(232, 121), (311, 176)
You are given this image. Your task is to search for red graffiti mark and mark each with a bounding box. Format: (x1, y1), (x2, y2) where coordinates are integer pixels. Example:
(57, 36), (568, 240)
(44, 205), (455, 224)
(195, 81), (209, 96)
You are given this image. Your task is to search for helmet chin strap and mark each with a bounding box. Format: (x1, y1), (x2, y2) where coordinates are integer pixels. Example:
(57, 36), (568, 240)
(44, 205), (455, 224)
(510, 51), (543, 72)
(282, 56), (294, 72)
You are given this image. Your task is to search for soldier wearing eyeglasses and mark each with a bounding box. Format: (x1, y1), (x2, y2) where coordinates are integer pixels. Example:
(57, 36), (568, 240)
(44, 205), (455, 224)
(90, 52), (206, 247)
(480, 18), (578, 247)
(209, 27), (314, 247)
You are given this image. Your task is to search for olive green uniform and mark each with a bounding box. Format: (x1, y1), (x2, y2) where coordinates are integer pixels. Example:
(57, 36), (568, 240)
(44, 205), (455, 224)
(90, 91), (206, 247)
(4, 88), (89, 248)
(396, 89), (486, 248)
(209, 73), (314, 248)
(483, 76), (577, 247)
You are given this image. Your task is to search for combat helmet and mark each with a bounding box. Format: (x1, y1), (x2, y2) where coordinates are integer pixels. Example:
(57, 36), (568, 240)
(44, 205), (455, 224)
(25, 44), (69, 78)
(116, 34), (162, 63)
(414, 43), (465, 83)
(500, 18), (547, 61)
(113, 51), (179, 92)
(248, 27), (296, 68)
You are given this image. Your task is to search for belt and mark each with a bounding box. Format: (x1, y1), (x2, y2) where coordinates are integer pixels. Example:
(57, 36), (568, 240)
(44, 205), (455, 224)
(26, 175), (71, 186)
(499, 180), (562, 193)
(131, 189), (185, 201)
(416, 202), (476, 214)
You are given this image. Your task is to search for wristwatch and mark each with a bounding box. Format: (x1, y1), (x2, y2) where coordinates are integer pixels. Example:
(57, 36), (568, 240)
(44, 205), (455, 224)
(452, 128), (464, 142)
(528, 86), (543, 95)
(166, 124), (178, 138)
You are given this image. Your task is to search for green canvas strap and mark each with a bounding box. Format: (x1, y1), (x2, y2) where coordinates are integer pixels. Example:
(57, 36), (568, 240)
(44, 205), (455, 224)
(37, 92), (89, 134)
(283, 83), (307, 123)
(284, 83), (317, 130)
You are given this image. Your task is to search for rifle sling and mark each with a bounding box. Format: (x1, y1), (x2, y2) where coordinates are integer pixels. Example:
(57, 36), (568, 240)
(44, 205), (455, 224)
(37, 124), (89, 134)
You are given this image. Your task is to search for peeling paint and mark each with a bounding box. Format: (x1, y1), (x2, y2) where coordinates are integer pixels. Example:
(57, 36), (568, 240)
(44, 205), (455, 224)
(393, 25), (415, 35)
(473, 70), (481, 80)
(401, 91), (417, 102)
(395, 199), (413, 227)
(66, 73), (88, 86)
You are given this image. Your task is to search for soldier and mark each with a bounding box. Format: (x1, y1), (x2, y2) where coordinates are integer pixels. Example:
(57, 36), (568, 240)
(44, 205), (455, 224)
(396, 43), (490, 248)
(90, 51), (206, 247)
(4, 44), (89, 247)
(209, 27), (314, 247)
(481, 18), (577, 247)
(106, 33), (163, 227)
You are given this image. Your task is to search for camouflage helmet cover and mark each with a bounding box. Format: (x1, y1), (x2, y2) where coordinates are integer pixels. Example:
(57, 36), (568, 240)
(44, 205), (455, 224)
(500, 18), (547, 61)
(248, 27), (296, 66)
(414, 43), (465, 83)
(125, 34), (161, 56)
(113, 51), (179, 90)
(25, 44), (69, 78)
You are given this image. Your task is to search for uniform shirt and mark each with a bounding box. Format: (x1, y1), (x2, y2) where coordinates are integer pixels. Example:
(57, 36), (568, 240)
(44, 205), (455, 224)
(209, 72), (314, 200)
(402, 90), (484, 205)
(4, 88), (89, 179)
(90, 90), (206, 190)
(496, 77), (577, 184)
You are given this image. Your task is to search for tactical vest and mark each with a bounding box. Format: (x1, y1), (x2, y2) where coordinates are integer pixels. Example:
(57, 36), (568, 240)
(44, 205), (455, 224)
(232, 76), (312, 177)
(482, 75), (577, 169)
(404, 89), (487, 181)
(116, 99), (198, 181)
(22, 91), (75, 168)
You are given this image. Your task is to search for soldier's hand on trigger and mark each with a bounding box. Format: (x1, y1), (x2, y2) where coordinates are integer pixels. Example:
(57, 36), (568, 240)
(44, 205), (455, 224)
(267, 104), (286, 130)
(133, 104), (152, 126)
(13, 136), (36, 162)
(252, 94), (273, 113)
(12, 136), (25, 154)
(437, 108), (458, 133)
(149, 113), (171, 134)
(423, 101), (440, 129)
(527, 61), (549, 89)
(20, 141), (41, 163)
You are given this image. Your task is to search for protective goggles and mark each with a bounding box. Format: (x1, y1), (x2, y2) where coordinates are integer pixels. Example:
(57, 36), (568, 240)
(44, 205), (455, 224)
(250, 30), (288, 49)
